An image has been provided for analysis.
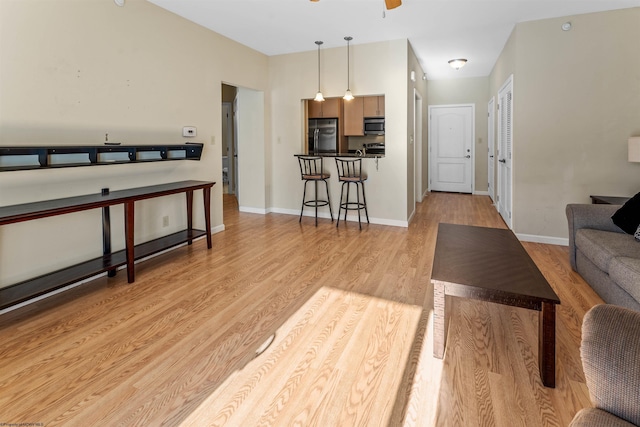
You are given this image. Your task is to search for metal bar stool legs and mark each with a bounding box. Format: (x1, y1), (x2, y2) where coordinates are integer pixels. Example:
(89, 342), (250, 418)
(297, 156), (334, 226)
(335, 158), (369, 229)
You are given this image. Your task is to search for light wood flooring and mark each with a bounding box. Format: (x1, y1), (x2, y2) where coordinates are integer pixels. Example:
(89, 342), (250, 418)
(0, 192), (602, 426)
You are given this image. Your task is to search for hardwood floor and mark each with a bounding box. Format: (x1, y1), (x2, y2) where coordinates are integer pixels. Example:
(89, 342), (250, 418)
(0, 192), (601, 426)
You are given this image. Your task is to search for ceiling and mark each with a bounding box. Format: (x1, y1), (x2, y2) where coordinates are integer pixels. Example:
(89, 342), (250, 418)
(146, 0), (640, 80)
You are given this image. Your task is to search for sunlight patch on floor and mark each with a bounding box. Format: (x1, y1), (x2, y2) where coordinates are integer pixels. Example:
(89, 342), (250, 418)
(180, 286), (426, 426)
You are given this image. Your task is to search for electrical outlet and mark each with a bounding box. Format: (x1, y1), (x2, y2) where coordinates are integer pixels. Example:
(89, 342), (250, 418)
(162, 216), (169, 227)
(183, 126), (197, 137)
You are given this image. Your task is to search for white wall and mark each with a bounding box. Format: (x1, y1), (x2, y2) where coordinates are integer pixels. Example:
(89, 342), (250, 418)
(427, 77), (490, 193)
(489, 8), (640, 240)
(268, 39), (426, 225)
(237, 87), (266, 212)
(0, 0), (268, 285)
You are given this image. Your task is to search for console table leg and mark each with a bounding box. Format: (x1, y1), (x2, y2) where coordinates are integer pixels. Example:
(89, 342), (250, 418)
(433, 280), (446, 359)
(204, 187), (212, 249)
(186, 190), (194, 245)
(539, 302), (556, 388)
(102, 206), (116, 277)
(125, 201), (135, 283)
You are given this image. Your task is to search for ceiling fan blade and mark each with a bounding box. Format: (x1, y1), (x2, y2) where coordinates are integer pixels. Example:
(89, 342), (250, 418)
(385, 0), (402, 10)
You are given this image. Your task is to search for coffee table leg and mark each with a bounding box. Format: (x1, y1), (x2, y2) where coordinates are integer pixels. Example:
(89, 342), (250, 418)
(433, 280), (446, 359)
(539, 302), (556, 388)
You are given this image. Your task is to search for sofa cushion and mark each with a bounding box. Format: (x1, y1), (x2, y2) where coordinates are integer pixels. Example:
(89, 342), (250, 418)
(575, 229), (640, 273)
(612, 191), (640, 234)
(609, 257), (640, 303)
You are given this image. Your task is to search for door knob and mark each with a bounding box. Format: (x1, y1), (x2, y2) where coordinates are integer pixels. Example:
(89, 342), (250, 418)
(498, 159), (506, 163)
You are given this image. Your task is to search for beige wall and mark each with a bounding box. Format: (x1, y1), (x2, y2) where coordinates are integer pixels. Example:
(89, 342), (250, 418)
(489, 8), (640, 240)
(268, 39), (426, 225)
(427, 77), (490, 193)
(0, 0), (268, 285)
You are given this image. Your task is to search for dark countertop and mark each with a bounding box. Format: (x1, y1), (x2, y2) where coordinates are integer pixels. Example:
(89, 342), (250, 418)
(294, 152), (384, 159)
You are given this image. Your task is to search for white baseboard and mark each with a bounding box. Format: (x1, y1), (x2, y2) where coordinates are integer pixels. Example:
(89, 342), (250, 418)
(239, 206), (268, 214)
(473, 190), (490, 196)
(516, 233), (568, 246)
(269, 208), (408, 227)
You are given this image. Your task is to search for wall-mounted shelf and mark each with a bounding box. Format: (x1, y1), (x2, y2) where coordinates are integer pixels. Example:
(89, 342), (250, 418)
(0, 143), (204, 172)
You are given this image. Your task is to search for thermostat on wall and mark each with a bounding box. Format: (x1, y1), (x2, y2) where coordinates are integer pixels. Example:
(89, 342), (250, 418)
(183, 126), (197, 137)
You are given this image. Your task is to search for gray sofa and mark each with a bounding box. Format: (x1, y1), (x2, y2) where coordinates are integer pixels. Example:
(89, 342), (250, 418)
(569, 304), (640, 427)
(566, 204), (640, 311)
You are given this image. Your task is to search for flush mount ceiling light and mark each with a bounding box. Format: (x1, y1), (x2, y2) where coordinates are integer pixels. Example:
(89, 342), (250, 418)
(314, 41), (325, 102)
(448, 58), (468, 70)
(114, 0), (125, 6)
(343, 36), (354, 101)
(562, 22), (572, 31)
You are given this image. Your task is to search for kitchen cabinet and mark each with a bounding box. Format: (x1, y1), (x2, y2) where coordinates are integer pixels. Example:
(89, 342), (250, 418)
(343, 97), (364, 136)
(344, 95), (385, 136)
(363, 95), (385, 117)
(308, 97), (341, 118)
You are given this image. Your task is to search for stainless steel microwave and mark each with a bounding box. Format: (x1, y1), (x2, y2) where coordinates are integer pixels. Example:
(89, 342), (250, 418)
(364, 118), (385, 135)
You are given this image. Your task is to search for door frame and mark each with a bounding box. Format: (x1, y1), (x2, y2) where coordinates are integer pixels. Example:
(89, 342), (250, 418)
(222, 102), (235, 195)
(487, 96), (495, 203)
(497, 75), (514, 228)
(414, 89), (424, 203)
(427, 103), (475, 194)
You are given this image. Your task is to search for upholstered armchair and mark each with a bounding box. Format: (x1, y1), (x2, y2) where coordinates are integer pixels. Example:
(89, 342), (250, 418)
(570, 304), (640, 427)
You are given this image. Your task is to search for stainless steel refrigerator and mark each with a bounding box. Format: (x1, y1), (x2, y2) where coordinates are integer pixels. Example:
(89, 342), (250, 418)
(308, 118), (338, 154)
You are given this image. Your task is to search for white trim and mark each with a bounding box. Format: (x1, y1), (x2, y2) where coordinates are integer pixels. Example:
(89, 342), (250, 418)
(427, 103), (475, 194)
(487, 96), (496, 203)
(516, 233), (568, 246)
(268, 208), (408, 228)
(239, 206), (268, 214)
(473, 190), (490, 196)
(497, 74), (514, 229)
(211, 224), (225, 234)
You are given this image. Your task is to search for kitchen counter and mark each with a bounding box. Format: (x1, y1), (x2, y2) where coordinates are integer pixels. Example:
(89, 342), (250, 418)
(294, 152), (384, 158)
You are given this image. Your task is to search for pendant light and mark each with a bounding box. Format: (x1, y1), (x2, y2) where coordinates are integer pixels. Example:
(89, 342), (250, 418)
(314, 41), (325, 102)
(343, 36), (354, 101)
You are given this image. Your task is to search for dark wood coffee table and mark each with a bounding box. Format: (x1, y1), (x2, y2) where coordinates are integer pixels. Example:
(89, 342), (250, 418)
(431, 223), (561, 388)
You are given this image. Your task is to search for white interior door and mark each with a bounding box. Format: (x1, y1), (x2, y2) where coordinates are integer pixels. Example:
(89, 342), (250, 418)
(497, 76), (513, 228)
(429, 105), (474, 193)
(487, 97), (495, 203)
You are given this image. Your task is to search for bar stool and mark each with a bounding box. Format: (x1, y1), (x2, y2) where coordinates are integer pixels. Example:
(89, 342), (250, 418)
(297, 156), (334, 226)
(335, 157), (369, 229)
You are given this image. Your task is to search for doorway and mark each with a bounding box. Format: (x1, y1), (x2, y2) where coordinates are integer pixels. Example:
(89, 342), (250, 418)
(428, 104), (474, 193)
(497, 75), (513, 228)
(222, 84), (238, 211)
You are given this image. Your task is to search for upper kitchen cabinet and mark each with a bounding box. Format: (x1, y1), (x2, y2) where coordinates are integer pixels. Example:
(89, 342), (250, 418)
(308, 97), (341, 118)
(343, 97), (364, 136)
(363, 95), (385, 117)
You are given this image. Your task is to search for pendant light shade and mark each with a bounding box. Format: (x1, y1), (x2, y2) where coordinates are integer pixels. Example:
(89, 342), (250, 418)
(343, 36), (354, 101)
(314, 41), (325, 102)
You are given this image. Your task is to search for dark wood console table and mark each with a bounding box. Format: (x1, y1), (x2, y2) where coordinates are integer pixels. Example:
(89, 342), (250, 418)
(0, 180), (214, 309)
(590, 195), (630, 205)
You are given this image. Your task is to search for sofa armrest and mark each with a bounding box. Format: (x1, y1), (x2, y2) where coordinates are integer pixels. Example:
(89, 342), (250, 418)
(566, 204), (624, 270)
(580, 304), (640, 426)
